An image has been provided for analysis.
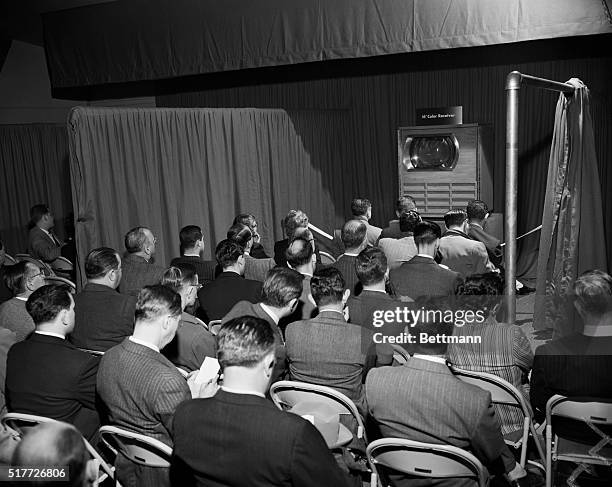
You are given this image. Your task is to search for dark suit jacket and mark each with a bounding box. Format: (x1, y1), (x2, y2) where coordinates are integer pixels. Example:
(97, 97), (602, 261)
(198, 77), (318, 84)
(530, 334), (612, 423)
(0, 328), (17, 415)
(332, 254), (362, 296)
(28, 226), (62, 262)
(71, 283), (136, 352)
(197, 272), (262, 323)
(379, 220), (413, 240)
(389, 255), (462, 299)
(468, 224), (503, 268)
(366, 358), (512, 486)
(5, 333), (100, 440)
(171, 390), (349, 487)
(249, 242), (269, 259)
(273, 238), (290, 266)
(439, 229), (495, 278)
(281, 274), (317, 331)
(118, 254), (165, 297)
(170, 255), (216, 285)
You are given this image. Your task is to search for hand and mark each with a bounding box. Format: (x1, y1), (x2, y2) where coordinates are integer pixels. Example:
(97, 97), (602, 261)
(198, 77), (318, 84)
(187, 371), (219, 398)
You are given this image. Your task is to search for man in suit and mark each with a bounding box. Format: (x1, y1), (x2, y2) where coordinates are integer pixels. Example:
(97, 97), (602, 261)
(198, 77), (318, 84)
(438, 209), (496, 278)
(5, 285), (100, 441)
(332, 219), (368, 296)
(0, 327), (17, 415)
(27, 204), (65, 263)
(227, 223), (275, 282)
(0, 261), (46, 341)
(118, 226), (165, 297)
(97, 285), (217, 487)
(70, 247), (136, 352)
(377, 210), (421, 270)
(466, 200), (503, 268)
(170, 225), (216, 285)
(197, 239), (262, 322)
(351, 197), (381, 246)
(285, 237), (317, 321)
(531, 270), (612, 424)
(171, 315), (349, 487)
(234, 213), (269, 259)
(379, 195), (418, 240)
(390, 221), (462, 299)
(274, 209), (309, 266)
(366, 297), (528, 487)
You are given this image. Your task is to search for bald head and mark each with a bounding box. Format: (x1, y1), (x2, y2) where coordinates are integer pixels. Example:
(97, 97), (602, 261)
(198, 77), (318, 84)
(286, 237), (315, 272)
(341, 219), (367, 252)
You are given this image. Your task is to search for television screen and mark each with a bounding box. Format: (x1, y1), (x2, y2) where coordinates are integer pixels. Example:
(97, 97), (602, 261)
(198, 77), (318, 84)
(401, 135), (459, 171)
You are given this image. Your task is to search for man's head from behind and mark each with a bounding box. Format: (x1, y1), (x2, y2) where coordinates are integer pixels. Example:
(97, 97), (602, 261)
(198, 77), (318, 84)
(351, 198), (372, 220)
(12, 422), (97, 487)
(85, 247), (122, 289)
(29, 204), (54, 230)
(179, 225), (204, 256)
(227, 224), (253, 252)
(341, 219), (367, 252)
(413, 221), (441, 254)
(134, 285), (182, 349)
(215, 239), (245, 274)
(395, 196), (417, 217)
(217, 316), (277, 393)
(4, 261), (46, 298)
(466, 200), (489, 223)
(261, 267), (303, 315)
(311, 267), (348, 309)
(283, 210), (309, 240)
(286, 237), (315, 273)
(356, 247), (388, 287)
(399, 210), (422, 233)
(444, 209), (468, 232)
(26, 284), (75, 335)
(573, 270), (612, 325)
(458, 272), (504, 317)
(124, 226), (156, 260)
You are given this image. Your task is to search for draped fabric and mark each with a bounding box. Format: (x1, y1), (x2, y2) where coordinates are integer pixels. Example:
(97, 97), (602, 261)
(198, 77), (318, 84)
(533, 80), (608, 334)
(67, 107), (346, 288)
(0, 124), (71, 255)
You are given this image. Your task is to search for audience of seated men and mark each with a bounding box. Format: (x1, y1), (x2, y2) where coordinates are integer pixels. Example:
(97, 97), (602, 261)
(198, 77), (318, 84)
(350, 197), (381, 246)
(27, 204), (65, 263)
(366, 297), (529, 487)
(284, 236), (317, 322)
(70, 247), (137, 352)
(0, 240), (13, 304)
(467, 199), (503, 268)
(161, 264), (216, 372)
(377, 209), (420, 270)
(171, 316), (350, 487)
(222, 267), (304, 382)
(390, 221), (462, 299)
(227, 223), (275, 282)
(0, 261), (46, 341)
(274, 209), (309, 266)
(530, 270), (612, 424)
(233, 213), (269, 259)
(118, 226), (165, 297)
(379, 195), (418, 240)
(197, 239), (262, 322)
(447, 273), (533, 435)
(5, 285), (100, 441)
(286, 267), (386, 417)
(0, 327), (16, 415)
(170, 225), (216, 285)
(12, 422), (98, 487)
(332, 219), (368, 296)
(439, 209), (496, 278)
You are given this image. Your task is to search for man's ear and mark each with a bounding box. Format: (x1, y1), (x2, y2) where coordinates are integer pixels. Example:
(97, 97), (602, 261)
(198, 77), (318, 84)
(263, 352), (275, 378)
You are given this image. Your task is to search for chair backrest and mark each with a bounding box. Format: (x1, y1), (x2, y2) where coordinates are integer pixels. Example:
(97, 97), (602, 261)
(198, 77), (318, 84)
(269, 380), (367, 441)
(391, 344), (410, 365)
(4, 254), (17, 265)
(99, 425), (172, 468)
(319, 251), (336, 265)
(546, 395), (612, 428)
(45, 276), (77, 292)
(208, 320), (223, 335)
(367, 438), (487, 487)
(15, 254), (55, 277)
(51, 256), (74, 271)
(77, 348), (105, 356)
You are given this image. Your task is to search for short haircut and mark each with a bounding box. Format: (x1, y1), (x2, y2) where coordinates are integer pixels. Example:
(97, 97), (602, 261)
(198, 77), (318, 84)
(458, 272), (504, 313)
(286, 237), (314, 268)
(412, 296), (455, 355)
(574, 270), (612, 316)
(396, 196), (417, 213)
(261, 267), (303, 307)
(466, 200), (489, 221)
(179, 225), (203, 252)
(356, 247), (387, 286)
(3, 261), (36, 295)
(29, 204), (49, 226)
(233, 214), (257, 232)
(134, 285), (182, 323)
(215, 239), (244, 268)
(217, 316), (276, 369)
(160, 264), (197, 293)
(311, 267), (345, 306)
(444, 209), (468, 228)
(85, 247), (120, 279)
(413, 221), (442, 247)
(351, 197), (371, 217)
(26, 285), (72, 326)
(399, 210), (422, 233)
(341, 219), (367, 249)
(292, 226), (313, 242)
(283, 210), (309, 240)
(124, 226), (151, 253)
(12, 422), (89, 487)
(227, 223), (252, 248)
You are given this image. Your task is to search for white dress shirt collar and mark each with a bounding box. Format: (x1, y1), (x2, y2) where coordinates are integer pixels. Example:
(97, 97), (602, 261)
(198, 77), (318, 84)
(259, 303), (280, 325)
(35, 330), (65, 340)
(129, 336), (160, 353)
(412, 354), (447, 365)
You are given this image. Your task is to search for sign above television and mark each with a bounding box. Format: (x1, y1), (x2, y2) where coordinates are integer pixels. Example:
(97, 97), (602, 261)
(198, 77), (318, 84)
(416, 106), (463, 126)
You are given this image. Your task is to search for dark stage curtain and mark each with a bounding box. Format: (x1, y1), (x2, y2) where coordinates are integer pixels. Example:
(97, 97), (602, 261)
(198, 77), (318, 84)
(534, 80), (608, 334)
(67, 107), (347, 288)
(0, 124), (72, 256)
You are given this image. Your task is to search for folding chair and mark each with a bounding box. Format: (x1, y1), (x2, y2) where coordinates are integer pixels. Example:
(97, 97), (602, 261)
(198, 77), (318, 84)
(367, 438), (488, 487)
(51, 256), (73, 272)
(77, 348), (105, 356)
(451, 366), (545, 468)
(545, 395), (612, 487)
(390, 344), (410, 365)
(45, 275), (77, 292)
(99, 425), (172, 468)
(4, 254), (17, 265)
(15, 254), (55, 277)
(208, 320), (223, 335)
(1, 412), (115, 482)
(269, 380), (368, 443)
(319, 251), (336, 265)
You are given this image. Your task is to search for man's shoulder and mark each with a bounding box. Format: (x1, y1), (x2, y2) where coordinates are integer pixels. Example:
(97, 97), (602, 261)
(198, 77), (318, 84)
(535, 334), (585, 356)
